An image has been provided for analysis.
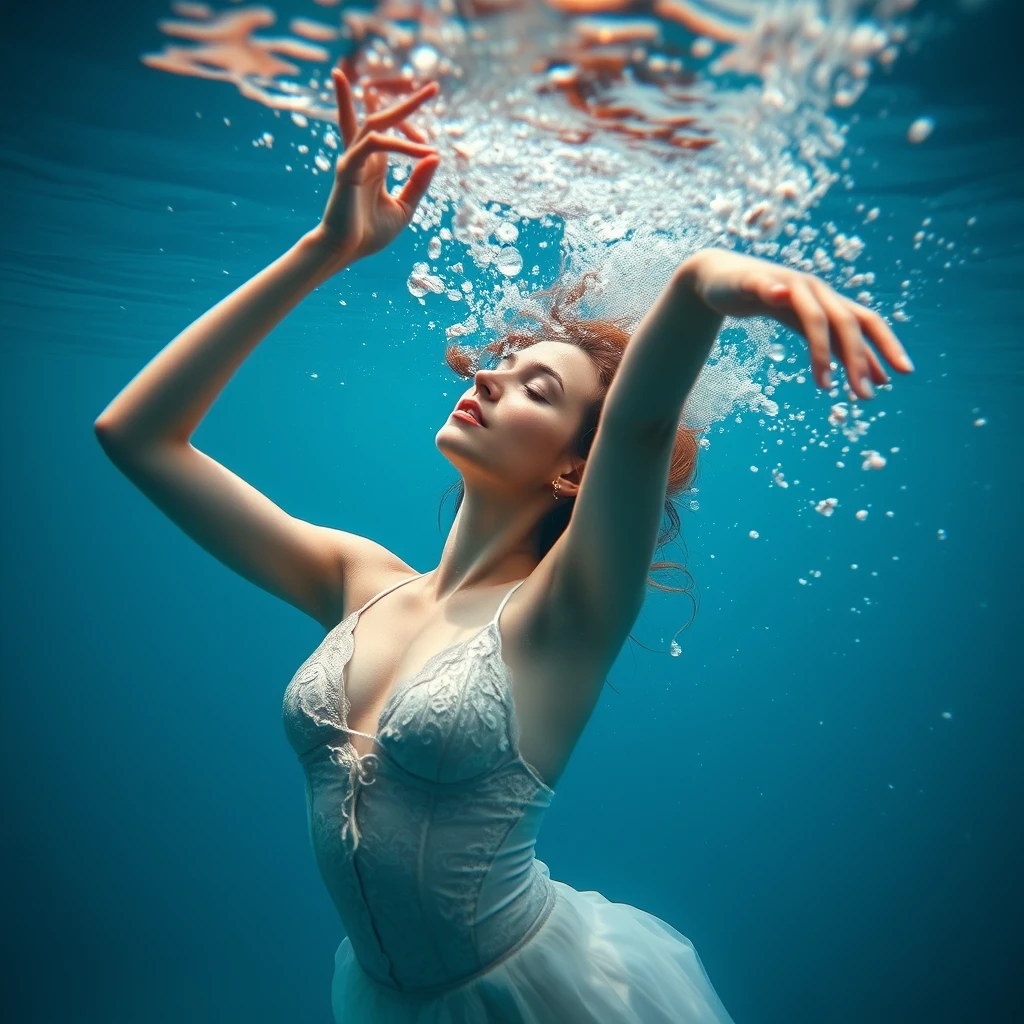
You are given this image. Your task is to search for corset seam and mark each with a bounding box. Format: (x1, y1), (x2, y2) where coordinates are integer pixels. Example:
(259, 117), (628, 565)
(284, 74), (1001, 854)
(472, 802), (539, 964)
(298, 730), (554, 801)
(363, 874), (558, 999)
(415, 789), (446, 980)
(300, 735), (520, 792)
(350, 818), (395, 985)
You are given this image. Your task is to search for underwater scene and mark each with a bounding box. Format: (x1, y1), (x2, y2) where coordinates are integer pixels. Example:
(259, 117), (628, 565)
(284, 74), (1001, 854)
(1, 0), (1020, 1021)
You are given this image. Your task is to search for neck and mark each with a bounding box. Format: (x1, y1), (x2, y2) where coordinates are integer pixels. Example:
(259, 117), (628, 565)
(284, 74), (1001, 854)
(427, 481), (552, 599)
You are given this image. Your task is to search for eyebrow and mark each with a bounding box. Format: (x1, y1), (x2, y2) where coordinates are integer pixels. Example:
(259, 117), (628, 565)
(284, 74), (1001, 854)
(499, 351), (565, 394)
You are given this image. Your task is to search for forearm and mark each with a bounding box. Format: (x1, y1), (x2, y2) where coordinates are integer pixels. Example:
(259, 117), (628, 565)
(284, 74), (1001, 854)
(95, 228), (348, 448)
(600, 254), (723, 433)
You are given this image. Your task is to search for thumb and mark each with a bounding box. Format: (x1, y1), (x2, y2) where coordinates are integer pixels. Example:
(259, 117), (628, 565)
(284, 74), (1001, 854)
(396, 155), (440, 220)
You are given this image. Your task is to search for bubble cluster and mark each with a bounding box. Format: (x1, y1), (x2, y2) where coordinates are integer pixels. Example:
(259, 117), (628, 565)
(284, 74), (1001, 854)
(860, 449), (886, 471)
(144, 0), (933, 542)
(144, 3), (920, 409)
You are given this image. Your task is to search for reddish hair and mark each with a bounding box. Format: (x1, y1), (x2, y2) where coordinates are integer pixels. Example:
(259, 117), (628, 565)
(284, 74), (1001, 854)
(440, 272), (702, 645)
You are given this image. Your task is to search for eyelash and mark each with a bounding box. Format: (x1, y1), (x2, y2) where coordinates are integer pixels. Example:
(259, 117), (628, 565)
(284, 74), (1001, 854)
(523, 385), (547, 403)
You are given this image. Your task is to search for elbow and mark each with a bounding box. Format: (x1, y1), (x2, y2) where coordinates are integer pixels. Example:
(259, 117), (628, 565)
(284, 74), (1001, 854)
(93, 415), (143, 465)
(93, 415), (123, 455)
(94, 418), (130, 471)
(93, 415), (115, 447)
(93, 417), (187, 472)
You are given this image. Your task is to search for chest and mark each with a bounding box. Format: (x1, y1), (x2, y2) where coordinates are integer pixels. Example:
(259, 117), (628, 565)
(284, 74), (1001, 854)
(341, 594), (593, 791)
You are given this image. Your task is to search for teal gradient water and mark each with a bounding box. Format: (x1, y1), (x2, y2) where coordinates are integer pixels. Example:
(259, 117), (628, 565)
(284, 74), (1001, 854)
(2, 1), (1021, 1022)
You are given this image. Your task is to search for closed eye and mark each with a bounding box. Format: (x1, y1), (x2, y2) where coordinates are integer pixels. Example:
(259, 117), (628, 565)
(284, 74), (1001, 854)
(523, 384), (548, 403)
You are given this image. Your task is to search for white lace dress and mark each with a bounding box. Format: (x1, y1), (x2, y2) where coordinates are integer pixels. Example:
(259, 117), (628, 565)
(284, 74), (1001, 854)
(282, 574), (736, 1023)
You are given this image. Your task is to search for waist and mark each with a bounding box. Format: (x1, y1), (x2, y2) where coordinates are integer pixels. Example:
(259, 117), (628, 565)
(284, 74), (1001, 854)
(353, 871), (558, 997)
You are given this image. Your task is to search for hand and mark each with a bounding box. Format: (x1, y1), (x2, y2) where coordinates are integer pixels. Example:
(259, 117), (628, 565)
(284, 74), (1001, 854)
(683, 248), (914, 400)
(314, 69), (441, 264)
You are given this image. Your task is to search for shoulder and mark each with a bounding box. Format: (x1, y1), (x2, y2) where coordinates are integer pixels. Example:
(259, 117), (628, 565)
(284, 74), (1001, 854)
(315, 528), (416, 630)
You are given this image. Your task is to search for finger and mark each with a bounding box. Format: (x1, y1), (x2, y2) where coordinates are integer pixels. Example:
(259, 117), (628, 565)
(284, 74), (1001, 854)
(841, 297), (914, 373)
(396, 154), (441, 217)
(863, 345), (890, 387)
(361, 75), (421, 95)
(808, 277), (872, 400)
(395, 119), (427, 144)
(364, 88), (380, 116)
(365, 82), (439, 135)
(787, 278), (833, 389)
(341, 131), (438, 177)
(331, 69), (359, 149)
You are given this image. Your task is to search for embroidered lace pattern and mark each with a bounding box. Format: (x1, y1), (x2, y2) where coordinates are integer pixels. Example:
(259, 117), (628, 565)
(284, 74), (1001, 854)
(281, 579), (558, 992)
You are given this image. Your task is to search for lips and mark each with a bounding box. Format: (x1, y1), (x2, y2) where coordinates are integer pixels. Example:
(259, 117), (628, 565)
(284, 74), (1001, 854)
(455, 399), (485, 425)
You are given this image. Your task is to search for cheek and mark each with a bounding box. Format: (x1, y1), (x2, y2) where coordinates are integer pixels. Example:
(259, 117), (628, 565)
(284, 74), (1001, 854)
(510, 403), (555, 438)
(502, 407), (570, 461)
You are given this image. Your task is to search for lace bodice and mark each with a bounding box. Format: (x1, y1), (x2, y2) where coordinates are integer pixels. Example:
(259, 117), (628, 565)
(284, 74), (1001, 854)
(281, 574), (558, 994)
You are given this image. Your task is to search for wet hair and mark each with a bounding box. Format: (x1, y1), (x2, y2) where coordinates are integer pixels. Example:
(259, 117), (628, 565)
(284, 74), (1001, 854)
(439, 272), (701, 646)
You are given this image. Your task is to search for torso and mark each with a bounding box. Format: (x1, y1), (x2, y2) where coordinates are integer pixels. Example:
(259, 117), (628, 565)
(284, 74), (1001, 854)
(336, 554), (609, 792)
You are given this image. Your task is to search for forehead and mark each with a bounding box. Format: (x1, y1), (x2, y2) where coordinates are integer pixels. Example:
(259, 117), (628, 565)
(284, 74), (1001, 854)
(499, 340), (601, 399)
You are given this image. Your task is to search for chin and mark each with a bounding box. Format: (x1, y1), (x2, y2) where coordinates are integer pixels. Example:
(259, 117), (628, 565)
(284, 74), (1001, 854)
(435, 424), (474, 461)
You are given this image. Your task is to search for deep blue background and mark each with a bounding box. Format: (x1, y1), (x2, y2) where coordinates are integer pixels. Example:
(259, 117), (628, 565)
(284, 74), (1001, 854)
(1, 1), (1021, 1022)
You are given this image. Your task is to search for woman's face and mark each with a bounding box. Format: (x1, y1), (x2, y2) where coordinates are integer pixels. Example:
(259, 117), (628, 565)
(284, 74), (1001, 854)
(436, 340), (602, 497)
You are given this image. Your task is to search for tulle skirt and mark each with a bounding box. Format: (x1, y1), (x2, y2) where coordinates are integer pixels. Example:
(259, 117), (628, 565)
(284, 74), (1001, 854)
(331, 862), (736, 1023)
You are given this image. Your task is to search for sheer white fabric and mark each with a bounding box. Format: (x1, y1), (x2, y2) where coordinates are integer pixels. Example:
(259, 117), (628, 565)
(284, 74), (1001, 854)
(282, 574), (735, 1022)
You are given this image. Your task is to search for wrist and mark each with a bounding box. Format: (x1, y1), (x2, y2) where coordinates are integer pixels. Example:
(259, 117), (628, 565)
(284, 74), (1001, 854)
(672, 249), (712, 298)
(669, 250), (724, 329)
(298, 227), (357, 281)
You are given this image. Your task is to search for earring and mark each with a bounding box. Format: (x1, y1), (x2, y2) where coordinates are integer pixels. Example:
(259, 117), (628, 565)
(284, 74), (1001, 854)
(552, 479), (561, 500)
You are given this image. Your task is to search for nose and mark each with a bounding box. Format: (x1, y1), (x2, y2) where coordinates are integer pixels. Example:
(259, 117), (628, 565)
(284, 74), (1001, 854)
(472, 365), (500, 397)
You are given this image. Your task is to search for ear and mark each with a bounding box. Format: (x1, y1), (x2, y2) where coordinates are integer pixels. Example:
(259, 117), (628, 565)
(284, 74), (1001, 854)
(556, 465), (584, 500)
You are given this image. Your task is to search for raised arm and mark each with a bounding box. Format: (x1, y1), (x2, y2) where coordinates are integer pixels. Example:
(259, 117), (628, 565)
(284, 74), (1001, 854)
(548, 249), (915, 640)
(95, 71), (442, 630)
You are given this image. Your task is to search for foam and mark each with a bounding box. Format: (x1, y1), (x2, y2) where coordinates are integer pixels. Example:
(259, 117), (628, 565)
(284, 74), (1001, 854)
(143, 0), (920, 431)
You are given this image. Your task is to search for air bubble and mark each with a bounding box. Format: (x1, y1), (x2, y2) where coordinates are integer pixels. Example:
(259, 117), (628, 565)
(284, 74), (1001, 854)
(495, 222), (519, 244)
(907, 117), (934, 143)
(407, 262), (444, 298)
(496, 246), (523, 276)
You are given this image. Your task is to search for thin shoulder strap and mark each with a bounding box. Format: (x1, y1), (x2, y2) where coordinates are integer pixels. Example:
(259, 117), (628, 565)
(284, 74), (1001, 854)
(491, 578), (528, 628)
(355, 571), (426, 617)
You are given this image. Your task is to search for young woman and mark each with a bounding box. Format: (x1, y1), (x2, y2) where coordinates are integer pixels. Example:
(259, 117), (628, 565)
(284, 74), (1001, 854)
(95, 70), (913, 1022)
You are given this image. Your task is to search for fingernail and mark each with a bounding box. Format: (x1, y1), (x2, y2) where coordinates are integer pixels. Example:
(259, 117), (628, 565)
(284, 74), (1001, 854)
(822, 372), (832, 389)
(862, 379), (874, 398)
(903, 356), (915, 371)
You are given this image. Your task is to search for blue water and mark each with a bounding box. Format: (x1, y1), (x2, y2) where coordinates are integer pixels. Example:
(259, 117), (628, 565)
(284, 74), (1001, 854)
(2, 1), (1021, 1022)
